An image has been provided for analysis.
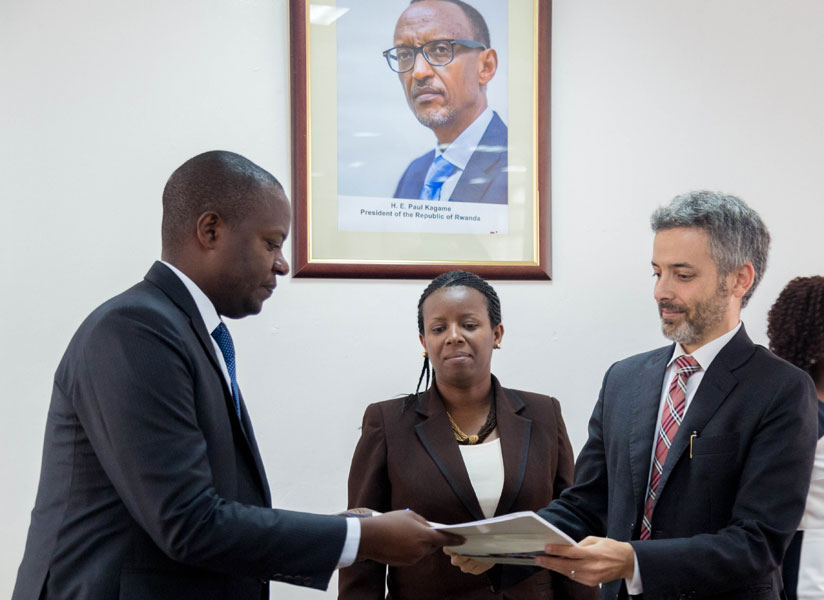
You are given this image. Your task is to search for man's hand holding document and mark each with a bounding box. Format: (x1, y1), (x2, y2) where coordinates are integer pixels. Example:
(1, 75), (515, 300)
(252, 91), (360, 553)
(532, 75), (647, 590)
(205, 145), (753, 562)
(442, 512), (635, 588)
(433, 511), (576, 568)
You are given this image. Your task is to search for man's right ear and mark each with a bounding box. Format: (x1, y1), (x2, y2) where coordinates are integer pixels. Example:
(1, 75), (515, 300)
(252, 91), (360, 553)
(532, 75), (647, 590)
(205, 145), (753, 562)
(195, 211), (221, 249)
(477, 48), (498, 86)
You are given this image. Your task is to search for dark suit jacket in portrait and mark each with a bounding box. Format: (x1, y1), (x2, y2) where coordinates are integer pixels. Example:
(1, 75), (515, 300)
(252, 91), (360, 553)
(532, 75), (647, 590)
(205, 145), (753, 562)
(13, 262), (347, 600)
(340, 376), (597, 600)
(507, 326), (818, 600)
(393, 111), (508, 205)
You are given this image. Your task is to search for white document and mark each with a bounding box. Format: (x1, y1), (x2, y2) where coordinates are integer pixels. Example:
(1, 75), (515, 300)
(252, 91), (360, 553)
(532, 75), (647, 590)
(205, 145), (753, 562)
(433, 511), (576, 565)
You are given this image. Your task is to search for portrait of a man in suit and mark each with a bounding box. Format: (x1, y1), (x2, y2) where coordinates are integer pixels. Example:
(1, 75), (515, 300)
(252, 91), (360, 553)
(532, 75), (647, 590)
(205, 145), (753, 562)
(386, 0), (508, 204)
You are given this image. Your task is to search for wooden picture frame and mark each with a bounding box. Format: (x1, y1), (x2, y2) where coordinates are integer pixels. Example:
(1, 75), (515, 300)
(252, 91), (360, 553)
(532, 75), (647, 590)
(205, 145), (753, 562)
(290, 0), (551, 279)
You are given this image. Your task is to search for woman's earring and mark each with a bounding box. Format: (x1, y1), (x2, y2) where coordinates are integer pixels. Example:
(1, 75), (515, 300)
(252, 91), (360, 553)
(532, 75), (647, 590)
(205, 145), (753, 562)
(422, 351), (429, 358)
(494, 343), (502, 350)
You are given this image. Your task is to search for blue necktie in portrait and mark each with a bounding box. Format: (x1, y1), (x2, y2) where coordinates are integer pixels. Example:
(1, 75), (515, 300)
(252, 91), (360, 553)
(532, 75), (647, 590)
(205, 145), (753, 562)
(419, 154), (456, 201)
(211, 322), (242, 418)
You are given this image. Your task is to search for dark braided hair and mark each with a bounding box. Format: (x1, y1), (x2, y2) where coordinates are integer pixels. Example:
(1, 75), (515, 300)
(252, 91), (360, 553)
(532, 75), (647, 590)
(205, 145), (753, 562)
(413, 271), (502, 401)
(767, 276), (824, 386)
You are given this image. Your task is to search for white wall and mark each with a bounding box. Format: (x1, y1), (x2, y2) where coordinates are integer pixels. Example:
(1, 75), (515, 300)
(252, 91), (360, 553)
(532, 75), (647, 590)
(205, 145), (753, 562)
(1, 1), (823, 597)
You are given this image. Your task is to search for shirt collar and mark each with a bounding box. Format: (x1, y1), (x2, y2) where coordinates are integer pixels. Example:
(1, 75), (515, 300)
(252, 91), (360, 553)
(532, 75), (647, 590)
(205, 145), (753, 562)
(161, 260), (222, 334)
(667, 321), (742, 371)
(436, 108), (494, 170)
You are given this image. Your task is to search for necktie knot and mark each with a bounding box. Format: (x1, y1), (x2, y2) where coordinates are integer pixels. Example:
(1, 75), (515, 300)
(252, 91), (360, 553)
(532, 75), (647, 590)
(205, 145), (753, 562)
(420, 155), (456, 201)
(211, 322), (241, 418)
(674, 354), (700, 378)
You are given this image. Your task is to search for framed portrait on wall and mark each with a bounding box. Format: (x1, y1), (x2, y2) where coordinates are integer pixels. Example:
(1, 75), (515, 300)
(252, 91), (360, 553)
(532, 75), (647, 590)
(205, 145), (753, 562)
(290, 0), (551, 279)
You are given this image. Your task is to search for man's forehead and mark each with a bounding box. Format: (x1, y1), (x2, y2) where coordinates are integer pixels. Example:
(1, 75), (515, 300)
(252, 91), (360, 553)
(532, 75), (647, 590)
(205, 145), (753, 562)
(267, 186), (291, 214)
(394, 1), (472, 44)
(652, 227), (714, 262)
(249, 184), (290, 219)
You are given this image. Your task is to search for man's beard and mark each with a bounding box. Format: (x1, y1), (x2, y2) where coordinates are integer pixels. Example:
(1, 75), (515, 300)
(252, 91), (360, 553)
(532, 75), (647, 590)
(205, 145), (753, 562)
(414, 105), (457, 130)
(659, 280), (729, 346)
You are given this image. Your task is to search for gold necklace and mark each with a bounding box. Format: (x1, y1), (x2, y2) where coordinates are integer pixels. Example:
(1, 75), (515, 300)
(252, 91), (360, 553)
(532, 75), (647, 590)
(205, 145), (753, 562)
(446, 398), (497, 445)
(447, 411), (480, 444)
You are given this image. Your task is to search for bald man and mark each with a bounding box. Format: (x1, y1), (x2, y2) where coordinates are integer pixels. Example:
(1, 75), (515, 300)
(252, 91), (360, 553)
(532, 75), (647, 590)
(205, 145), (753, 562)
(386, 0), (508, 204)
(13, 151), (459, 600)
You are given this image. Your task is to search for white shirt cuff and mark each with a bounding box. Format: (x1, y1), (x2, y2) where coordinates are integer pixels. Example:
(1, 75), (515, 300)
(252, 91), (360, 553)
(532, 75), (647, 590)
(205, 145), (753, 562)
(624, 549), (643, 595)
(336, 517), (361, 569)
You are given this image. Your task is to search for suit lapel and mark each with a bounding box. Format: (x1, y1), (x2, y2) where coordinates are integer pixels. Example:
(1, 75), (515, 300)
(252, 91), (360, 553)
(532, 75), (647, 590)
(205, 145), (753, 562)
(450, 112), (507, 203)
(494, 382), (532, 516)
(145, 262), (224, 376)
(400, 151), (435, 198)
(144, 261), (270, 501)
(629, 346), (672, 518)
(145, 263), (238, 424)
(655, 327), (754, 498)
(414, 387), (486, 521)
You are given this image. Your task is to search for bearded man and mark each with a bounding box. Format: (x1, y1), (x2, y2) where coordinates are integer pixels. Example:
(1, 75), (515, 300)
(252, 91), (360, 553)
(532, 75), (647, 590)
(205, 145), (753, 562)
(450, 190), (818, 600)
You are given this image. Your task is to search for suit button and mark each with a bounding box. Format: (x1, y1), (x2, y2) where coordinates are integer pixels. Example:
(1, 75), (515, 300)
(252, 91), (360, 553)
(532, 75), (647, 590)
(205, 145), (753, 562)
(272, 573), (282, 581)
(284, 575), (294, 583)
(303, 577), (312, 586)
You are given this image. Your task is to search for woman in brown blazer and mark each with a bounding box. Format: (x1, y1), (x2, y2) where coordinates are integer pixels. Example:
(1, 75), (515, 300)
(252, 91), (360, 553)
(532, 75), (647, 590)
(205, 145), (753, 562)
(339, 271), (596, 600)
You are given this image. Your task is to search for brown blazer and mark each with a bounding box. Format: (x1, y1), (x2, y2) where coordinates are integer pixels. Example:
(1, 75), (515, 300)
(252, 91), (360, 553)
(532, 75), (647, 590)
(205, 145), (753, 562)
(339, 376), (598, 600)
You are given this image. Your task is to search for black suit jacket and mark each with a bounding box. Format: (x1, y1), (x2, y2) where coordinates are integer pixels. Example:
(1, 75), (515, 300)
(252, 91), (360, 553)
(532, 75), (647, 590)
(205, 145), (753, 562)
(13, 262), (347, 600)
(340, 377), (597, 600)
(524, 326), (818, 600)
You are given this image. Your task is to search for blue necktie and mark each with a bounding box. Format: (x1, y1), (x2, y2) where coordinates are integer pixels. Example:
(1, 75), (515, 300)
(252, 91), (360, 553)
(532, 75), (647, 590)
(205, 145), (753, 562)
(419, 155), (456, 201)
(211, 322), (241, 419)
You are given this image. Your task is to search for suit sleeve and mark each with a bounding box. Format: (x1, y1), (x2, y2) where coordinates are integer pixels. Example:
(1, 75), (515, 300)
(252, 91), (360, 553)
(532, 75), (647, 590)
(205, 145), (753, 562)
(496, 393), (604, 596)
(549, 397), (601, 600)
(537, 368), (615, 541)
(71, 307), (346, 589)
(630, 371), (818, 597)
(338, 402), (391, 599)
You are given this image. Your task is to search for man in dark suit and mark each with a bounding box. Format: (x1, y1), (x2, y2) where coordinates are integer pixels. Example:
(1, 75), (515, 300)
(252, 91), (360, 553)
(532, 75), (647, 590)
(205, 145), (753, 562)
(385, 0), (507, 204)
(13, 151), (459, 600)
(452, 191), (819, 599)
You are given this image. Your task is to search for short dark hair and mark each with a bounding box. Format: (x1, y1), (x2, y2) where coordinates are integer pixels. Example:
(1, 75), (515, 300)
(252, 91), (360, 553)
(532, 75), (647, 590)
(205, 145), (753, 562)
(413, 270), (501, 398)
(410, 0), (491, 47)
(650, 190), (770, 308)
(768, 276), (824, 383)
(161, 150), (283, 254)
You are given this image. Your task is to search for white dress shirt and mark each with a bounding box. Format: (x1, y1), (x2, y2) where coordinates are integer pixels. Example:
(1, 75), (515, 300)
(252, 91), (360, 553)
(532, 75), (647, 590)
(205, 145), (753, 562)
(435, 107), (494, 201)
(626, 322), (742, 594)
(161, 261), (360, 569)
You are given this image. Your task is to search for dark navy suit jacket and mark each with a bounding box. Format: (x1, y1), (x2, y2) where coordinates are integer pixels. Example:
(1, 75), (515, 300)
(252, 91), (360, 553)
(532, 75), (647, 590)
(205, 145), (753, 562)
(13, 262), (347, 600)
(504, 326), (817, 600)
(393, 111), (508, 204)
